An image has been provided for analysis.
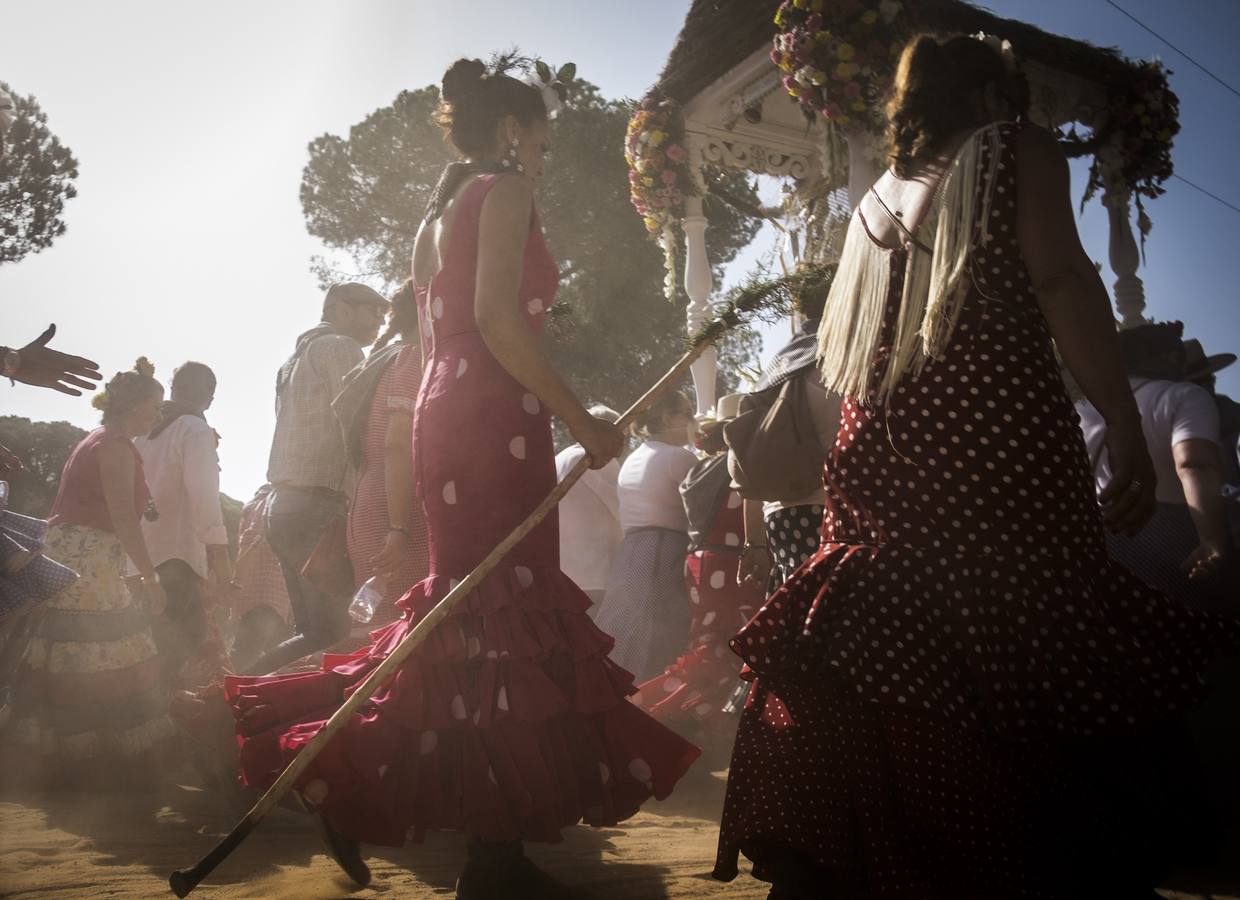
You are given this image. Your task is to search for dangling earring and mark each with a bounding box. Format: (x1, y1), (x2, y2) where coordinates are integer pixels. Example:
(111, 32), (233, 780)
(500, 135), (525, 175)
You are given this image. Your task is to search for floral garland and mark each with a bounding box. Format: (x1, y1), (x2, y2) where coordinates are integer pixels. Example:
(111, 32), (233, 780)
(771, 0), (907, 131)
(1061, 59), (1179, 239)
(626, 93), (698, 299)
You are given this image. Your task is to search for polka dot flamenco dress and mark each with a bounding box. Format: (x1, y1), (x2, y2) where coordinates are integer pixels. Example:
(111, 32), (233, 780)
(634, 478), (764, 744)
(227, 173), (699, 847)
(713, 123), (1239, 898)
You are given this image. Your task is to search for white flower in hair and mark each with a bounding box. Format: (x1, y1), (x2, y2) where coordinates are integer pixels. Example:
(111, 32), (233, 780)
(972, 31), (1018, 74)
(524, 60), (575, 121)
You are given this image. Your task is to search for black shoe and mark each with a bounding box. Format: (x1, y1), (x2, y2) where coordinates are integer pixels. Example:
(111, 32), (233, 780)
(298, 797), (371, 888)
(455, 837), (577, 900)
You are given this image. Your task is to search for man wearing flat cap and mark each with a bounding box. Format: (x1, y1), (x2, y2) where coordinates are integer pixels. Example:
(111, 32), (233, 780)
(245, 282), (388, 674)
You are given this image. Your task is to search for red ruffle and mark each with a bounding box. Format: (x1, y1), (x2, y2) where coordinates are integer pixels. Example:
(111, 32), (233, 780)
(731, 540), (1240, 739)
(225, 564), (700, 845)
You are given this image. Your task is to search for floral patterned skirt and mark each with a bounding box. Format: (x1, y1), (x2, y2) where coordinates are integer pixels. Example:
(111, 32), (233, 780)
(5, 524), (175, 767)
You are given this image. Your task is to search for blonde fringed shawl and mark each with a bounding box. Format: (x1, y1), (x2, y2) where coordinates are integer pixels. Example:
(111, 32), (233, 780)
(817, 125), (1003, 405)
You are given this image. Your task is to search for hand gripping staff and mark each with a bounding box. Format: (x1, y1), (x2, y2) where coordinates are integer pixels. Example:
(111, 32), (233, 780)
(168, 268), (805, 897)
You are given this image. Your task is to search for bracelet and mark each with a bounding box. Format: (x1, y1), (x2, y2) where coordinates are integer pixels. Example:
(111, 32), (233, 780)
(741, 542), (769, 553)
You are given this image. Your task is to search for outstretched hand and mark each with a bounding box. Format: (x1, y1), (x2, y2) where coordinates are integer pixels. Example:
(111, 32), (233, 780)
(11, 324), (103, 396)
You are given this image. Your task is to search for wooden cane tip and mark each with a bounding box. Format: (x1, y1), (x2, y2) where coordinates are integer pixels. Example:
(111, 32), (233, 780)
(168, 870), (195, 898)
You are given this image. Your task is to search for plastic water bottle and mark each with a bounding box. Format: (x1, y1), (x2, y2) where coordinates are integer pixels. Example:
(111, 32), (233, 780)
(349, 576), (383, 624)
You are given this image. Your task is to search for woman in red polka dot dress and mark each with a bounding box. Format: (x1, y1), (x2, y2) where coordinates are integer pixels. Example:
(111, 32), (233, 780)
(227, 60), (699, 898)
(714, 35), (1239, 899)
(634, 409), (765, 761)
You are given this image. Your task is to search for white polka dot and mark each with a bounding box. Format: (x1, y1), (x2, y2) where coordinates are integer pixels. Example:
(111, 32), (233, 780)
(709, 570), (726, 590)
(689, 587), (701, 605)
(442, 481), (457, 505)
(431, 296), (444, 319)
(727, 492), (742, 509)
(628, 758), (653, 784)
(456, 357), (468, 377)
(378, 764), (388, 779)
(515, 566), (534, 588)
(497, 685), (509, 712)
(450, 695), (467, 720)
(467, 636), (481, 658)
(509, 436), (527, 460)
(419, 731), (438, 754)
(702, 611), (717, 627)
(598, 761), (610, 784)
(522, 393), (540, 414)
(724, 532), (740, 546)
(526, 297), (543, 315)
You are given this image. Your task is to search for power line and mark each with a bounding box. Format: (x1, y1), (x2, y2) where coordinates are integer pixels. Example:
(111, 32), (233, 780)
(1102, 0), (1240, 101)
(1171, 173), (1240, 216)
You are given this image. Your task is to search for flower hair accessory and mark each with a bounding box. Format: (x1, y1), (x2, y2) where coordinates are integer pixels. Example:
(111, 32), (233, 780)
(972, 32), (1018, 74)
(524, 60), (574, 120)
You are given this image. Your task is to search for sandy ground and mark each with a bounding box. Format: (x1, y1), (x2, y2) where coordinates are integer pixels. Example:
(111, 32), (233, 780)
(1, 762), (1237, 899)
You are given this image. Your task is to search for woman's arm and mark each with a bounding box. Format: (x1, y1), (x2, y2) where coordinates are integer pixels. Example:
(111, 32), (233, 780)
(370, 409), (415, 577)
(1174, 438), (1228, 578)
(1016, 125), (1155, 535)
(98, 442), (165, 613)
(738, 498), (771, 589)
(474, 176), (622, 468)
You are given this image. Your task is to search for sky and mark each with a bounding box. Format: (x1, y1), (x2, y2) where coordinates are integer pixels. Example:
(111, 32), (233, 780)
(2, 0), (1238, 500)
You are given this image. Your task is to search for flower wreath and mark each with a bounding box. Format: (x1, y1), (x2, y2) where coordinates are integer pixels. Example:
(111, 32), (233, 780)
(1061, 59), (1180, 240)
(771, 0), (908, 131)
(625, 93), (699, 299)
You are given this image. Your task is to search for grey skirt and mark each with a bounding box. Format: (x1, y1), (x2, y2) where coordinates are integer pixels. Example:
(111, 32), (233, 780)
(592, 527), (691, 683)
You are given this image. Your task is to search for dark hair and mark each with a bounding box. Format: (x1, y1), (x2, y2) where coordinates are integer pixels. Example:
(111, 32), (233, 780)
(433, 58), (547, 158)
(170, 361), (216, 406)
(1117, 320), (1186, 380)
(373, 279), (421, 351)
(886, 34), (1030, 177)
(632, 390), (692, 439)
(92, 357), (163, 425)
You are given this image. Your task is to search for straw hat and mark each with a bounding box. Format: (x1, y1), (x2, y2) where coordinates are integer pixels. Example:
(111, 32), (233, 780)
(1182, 338), (1237, 382)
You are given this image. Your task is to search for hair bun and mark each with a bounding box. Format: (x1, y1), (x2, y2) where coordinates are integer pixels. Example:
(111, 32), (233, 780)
(441, 58), (487, 105)
(134, 356), (155, 378)
(91, 391), (110, 412)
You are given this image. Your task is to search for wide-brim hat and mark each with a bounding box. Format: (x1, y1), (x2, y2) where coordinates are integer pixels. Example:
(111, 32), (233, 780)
(1182, 338), (1236, 381)
(714, 392), (745, 421)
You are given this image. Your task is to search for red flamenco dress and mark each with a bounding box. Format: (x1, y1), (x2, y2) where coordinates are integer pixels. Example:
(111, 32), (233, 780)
(227, 173), (699, 847)
(713, 123), (1239, 897)
(634, 468), (763, 745)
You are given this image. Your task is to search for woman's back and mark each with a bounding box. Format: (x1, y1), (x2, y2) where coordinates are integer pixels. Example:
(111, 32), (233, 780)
(617, 440), (697, 532)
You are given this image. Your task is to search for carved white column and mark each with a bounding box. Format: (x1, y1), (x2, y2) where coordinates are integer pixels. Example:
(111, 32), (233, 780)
(682, 195), (716, 417)
(1102, 188), (1149, 328)
(845, 127), (881, 211)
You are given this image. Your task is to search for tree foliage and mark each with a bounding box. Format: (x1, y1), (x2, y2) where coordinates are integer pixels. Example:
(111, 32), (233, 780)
(300, 73), (762, 411)
(0, 416), (87, 517)
(0, 82), (79, 265)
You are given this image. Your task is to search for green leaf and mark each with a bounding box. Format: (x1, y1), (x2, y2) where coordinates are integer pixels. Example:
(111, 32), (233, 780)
(535, 60), (552, 84)
(556, 63), (577, 84)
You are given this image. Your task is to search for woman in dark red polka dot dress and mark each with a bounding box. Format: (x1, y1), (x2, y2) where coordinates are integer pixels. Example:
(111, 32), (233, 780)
(227, 60), (699, 898)
(714, 35), (1238, 899)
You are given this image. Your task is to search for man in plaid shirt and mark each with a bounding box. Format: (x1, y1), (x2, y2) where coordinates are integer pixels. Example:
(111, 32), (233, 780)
(244, 282), (387, 674)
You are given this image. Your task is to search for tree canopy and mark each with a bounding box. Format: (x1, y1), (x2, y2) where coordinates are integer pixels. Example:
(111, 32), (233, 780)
(0, 416), (87, 517)
(0, 82), (79, 265)
(301, 73), (762, 411)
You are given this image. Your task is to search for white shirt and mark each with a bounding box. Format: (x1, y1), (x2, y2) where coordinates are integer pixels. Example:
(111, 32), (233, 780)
(555, 445), (622, 591)
(1076, 377), (1220, 506)
(129, 415), (228, 578)
(617, 440), (698, 532)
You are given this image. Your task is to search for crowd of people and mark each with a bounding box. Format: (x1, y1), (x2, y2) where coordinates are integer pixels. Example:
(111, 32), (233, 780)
(1, 29), (1239, 900)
